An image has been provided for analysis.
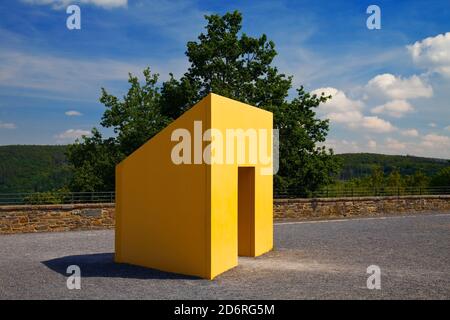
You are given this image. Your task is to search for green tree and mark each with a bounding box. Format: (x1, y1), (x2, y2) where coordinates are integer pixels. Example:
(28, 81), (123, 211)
(430, 167), (450, 187)
(161, 11), (340, 194)
(67, 11), (340, 193)
(369, 165), (384, 194)
(66, 129), (122, 192)
(67, 70), (169, 192)
(386, 169), (404, 195)
(269, 88), (340, 193)
(404, 170), (429, 189)
(100, 68), (170, 156)
(160, 11), (292, 118)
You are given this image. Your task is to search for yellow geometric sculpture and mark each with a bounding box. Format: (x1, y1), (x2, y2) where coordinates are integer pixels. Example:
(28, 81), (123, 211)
(115, 93), (273, 279)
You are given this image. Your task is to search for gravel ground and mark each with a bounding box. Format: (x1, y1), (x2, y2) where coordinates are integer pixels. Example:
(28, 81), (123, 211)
(0, 213), (449, 299)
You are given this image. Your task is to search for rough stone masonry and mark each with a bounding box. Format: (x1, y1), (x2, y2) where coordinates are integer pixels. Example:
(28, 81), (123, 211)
(0, 195), (449, 234)
(0, 203), (114, 234)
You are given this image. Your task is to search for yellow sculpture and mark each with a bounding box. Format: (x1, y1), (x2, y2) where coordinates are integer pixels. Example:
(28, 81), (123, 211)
(115, 93), (273, 279)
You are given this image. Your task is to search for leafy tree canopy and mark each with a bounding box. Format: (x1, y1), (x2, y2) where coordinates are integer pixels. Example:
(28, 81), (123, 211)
(67, 129), (122, 192)
(100, 68), (170, 156)
(430, 167), (450, 187)
(67, 11), (340, 193)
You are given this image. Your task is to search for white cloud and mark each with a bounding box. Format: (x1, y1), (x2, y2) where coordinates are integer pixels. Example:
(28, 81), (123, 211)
(313, 87), (396, 133)
(312, 87), (362, 125)
(331, 134), (449, 157)
(401, 129), (419, 137)
(56, 129), (91, 141)
(408, 32), (450, 77)
(21, 0), (127, 10)
(365, 73), (433, 100)
(359, 116), (396, 133)
(324, 139), (360, 154)
(445, 125), (450, 131)
(0, 122), (16, 129)
(0, 50), (142, 93)
(0, 50), (187, 99)
(326, 133), (450, 158)
(312, 87), (363, 113)
(403, 134), (450, 158)
(328, 112), (396, 133)
(385, 138), (406, 151)
(371, 99), (414, 118)
(326, 111), (362, 124)
(421, 133), (450, 147)
(429, 122), (437, 128)
(65, 110), (82, 116)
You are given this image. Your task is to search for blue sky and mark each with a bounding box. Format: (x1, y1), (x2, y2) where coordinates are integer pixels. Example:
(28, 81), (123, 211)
(0, 0), (449, 158)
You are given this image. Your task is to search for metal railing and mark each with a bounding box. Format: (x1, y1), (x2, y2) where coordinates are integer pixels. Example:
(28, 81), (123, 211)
(0, 191), (115, 205)
(274, 186), (450, 199)
(0, 186), (449, 205)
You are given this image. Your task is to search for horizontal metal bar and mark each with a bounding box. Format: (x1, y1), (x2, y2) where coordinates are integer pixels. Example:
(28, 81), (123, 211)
(0, 187), (449, 205)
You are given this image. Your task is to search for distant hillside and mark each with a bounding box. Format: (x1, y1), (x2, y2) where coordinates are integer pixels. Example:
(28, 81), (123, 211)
(0, 146), (449, 193)
(0, 145), (72, 193)
(336, 153), (449, 180)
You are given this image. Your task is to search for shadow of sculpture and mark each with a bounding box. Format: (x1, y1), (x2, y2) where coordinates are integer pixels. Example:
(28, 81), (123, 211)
(42, 253), (200, 280)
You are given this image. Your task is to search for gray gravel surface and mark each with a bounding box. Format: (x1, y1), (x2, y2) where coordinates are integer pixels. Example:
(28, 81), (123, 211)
(0, 213), (449, 299)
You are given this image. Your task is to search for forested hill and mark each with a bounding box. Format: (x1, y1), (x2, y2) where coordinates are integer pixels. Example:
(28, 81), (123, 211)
(0, 145), (449, 193)
(336, 153), (449, 180)
(0, 145), (72, 193)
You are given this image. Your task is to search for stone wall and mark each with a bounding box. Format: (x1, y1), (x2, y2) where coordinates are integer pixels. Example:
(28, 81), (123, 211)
(1, 195), (449, 234)
(0, 203), (114, 234)
(274, 195), (450, 220)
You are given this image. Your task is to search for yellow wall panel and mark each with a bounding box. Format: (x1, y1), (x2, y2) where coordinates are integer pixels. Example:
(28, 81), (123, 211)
(209, 94), (273, 278)
(115, 96), (211, 278)
(116, 93), (273, 280)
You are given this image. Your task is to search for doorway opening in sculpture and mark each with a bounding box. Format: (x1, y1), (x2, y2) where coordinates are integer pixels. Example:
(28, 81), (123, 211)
(238, 166), (255, 256)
